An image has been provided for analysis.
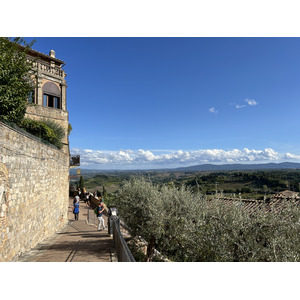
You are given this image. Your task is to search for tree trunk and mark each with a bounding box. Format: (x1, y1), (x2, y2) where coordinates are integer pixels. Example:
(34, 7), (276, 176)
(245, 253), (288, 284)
(146, 236), (156, 262)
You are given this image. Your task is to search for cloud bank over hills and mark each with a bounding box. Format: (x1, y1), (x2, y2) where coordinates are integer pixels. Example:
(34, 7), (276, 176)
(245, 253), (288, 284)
(70, 147), (300, 170)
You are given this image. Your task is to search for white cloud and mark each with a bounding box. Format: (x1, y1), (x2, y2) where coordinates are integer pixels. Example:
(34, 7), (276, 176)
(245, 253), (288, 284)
(245, 98), (258, 106)
(231, 98), (258, 109)
(209, 107), (218, 114)
(283, 153), (300, 160)
(70, 147), (300, 169)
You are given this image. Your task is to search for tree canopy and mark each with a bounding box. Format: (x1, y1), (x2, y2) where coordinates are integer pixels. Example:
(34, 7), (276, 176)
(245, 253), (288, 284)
(0, 37), (35, 124)
(117, 177), (300, 262)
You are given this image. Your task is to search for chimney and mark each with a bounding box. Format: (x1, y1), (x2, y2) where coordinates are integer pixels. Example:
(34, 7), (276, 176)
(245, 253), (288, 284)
(49, 50), (56, 58)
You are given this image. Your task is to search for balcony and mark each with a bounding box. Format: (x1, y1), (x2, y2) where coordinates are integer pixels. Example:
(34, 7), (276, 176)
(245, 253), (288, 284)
(28, 58), (65, 78)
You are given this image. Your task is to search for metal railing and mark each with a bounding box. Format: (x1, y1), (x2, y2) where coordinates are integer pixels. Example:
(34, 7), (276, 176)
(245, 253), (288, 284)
(87, 206), (98, 226)
(112, 218), (135, 262)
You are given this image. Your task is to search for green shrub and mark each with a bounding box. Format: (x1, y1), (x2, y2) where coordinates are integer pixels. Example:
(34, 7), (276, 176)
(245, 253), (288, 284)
(41, 119), (65, 140)
(68, 123), (72, 136)
(20, 118), (63, 149)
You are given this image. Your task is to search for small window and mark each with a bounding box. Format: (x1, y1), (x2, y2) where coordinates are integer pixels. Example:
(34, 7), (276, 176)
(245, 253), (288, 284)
(43, 94), (48, 106)
(43, 93), (61, 109)
(54, 97), (59, 109)
(28, 91), (35, 104)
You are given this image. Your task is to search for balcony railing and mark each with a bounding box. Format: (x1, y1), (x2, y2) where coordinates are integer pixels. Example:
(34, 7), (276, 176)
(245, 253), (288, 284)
(28, 58), (64, 77)
(39, 61), (64, 77)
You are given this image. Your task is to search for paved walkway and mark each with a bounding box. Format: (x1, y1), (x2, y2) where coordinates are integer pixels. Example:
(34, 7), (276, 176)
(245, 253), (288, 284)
(16, 198), (115, 262)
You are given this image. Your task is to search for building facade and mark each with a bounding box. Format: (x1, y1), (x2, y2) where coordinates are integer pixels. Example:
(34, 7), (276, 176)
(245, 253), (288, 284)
(24, 48), (69, 154)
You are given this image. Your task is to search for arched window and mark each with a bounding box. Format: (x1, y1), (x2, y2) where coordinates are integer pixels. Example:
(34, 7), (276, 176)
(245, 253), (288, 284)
(42, 82), (61, 109)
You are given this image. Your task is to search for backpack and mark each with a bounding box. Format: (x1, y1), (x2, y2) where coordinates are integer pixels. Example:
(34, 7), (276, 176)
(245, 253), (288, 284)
(94, 207), (98, 215)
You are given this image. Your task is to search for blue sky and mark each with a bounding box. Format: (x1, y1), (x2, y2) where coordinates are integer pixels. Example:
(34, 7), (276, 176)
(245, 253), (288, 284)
(29, 37), (300, 169)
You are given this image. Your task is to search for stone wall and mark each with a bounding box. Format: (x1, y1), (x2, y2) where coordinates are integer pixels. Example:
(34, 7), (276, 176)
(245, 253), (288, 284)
(25, 105), (69, 154)
(0, 121), (69, 261)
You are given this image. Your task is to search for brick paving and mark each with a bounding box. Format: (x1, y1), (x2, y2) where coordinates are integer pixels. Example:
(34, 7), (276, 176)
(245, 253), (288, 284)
(16, 197), (115, 262)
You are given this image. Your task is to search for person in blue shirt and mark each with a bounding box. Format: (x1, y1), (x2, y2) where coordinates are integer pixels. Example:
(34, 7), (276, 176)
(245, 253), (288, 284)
(73, 198), (80, 220)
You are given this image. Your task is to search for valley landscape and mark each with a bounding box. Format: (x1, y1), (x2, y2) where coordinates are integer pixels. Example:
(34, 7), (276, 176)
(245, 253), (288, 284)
(70, 162), (300, 204)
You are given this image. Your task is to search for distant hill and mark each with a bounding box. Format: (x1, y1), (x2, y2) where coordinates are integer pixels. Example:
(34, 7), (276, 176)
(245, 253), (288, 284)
(70, 162), (300, 174)
(174, 162), (300, 172)
(69, 168), (105, 176)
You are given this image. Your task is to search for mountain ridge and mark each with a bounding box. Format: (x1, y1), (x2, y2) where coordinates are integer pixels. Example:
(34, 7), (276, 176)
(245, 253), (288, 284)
(70, 162), (300, 174)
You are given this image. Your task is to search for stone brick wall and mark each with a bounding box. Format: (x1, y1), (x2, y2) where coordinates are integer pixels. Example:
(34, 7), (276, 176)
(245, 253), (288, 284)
(25, 105), (69, 154)
(0, 122), (69, 261)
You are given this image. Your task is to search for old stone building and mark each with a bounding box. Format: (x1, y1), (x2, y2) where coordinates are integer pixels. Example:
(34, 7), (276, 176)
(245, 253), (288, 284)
(24, 47), (69, 154)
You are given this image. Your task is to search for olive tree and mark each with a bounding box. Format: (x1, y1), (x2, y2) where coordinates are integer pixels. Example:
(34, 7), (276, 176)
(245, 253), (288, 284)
(155, 183), (204, 261)
(117, 178), (165, 261)
(117, 178), (204, 261)
(117, 177), (300, 262)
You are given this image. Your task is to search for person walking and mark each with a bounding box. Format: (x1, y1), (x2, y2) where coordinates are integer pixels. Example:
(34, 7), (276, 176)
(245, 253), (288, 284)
(73, 194), (80, 205)
(73, 198), (80, 220)
(86, 192), (90, 206)
(97, 202), (106, 231)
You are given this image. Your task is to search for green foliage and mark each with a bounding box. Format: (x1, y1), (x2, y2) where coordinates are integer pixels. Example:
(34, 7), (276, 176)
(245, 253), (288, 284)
(184, 170), (300, 196)
(190, 200), (300, 262)
(117, 178), (165, 261)
(20, 118), (63, 149)
(20, 118), (55, 143)
(117, 177), (300, 262)
(104, 192), (118, 207)
(41, 118), (65, 140)
(103, 186), (107, 197)
(102, 185), (110, 202)
(68, 123), (72, 136)
(0, 37), (36, 124)
(79, 176), (85, 189)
